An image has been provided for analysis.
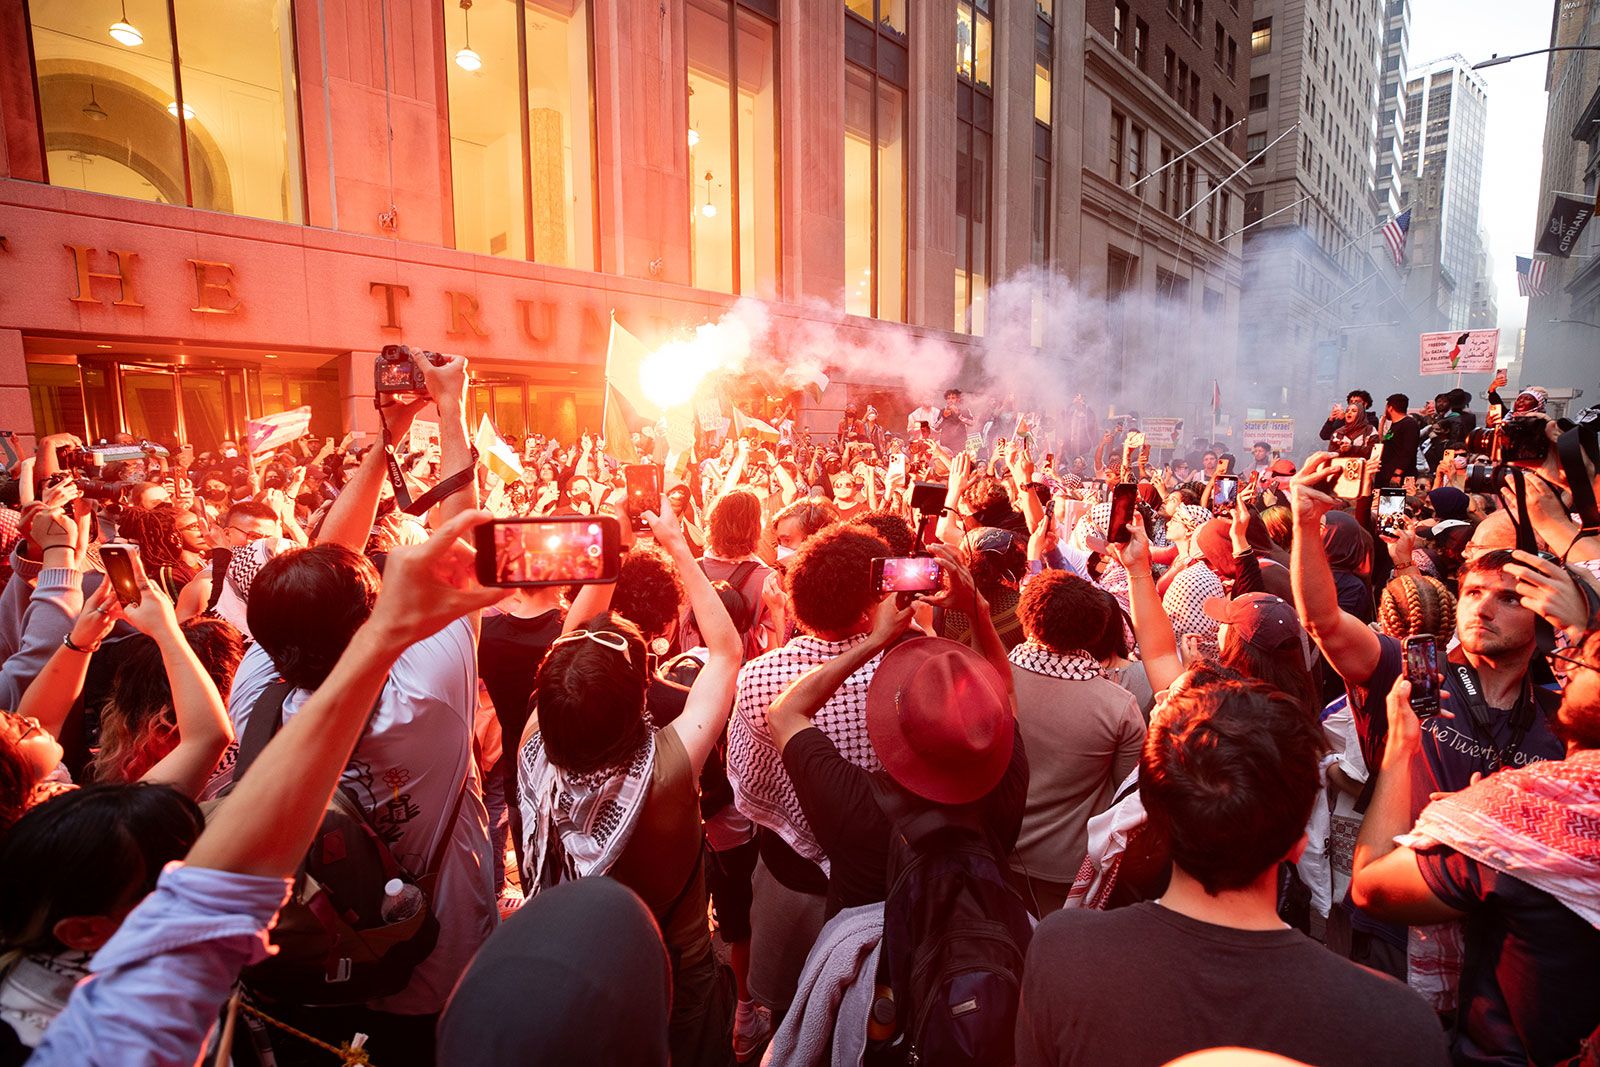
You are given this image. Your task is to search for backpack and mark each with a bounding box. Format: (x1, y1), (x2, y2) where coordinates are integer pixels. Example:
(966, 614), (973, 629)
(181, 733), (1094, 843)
(219, 680), (464, 1006)
(869, 778), (1034, 1067)
(677, 559), (768, 661)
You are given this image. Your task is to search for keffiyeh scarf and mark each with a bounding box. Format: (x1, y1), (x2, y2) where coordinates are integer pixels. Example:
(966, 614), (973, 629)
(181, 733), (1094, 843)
(519, 730), (656, 895)
(1399, 749), (1600, 928)
(1009, 642), (1105, 680)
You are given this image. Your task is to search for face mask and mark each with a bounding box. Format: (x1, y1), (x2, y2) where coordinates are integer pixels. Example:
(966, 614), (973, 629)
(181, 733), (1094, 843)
(223, 448), (238, 458)
(775, 544), (796, 561)
(201, 487), (227, 502)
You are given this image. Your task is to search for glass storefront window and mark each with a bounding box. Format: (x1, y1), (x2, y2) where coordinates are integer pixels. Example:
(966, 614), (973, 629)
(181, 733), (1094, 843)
(844, 68), (874, 318)
(875, 81), (905, 321)
(445, 0), (597, 268)
(28, 0), (303, 222)
(844, 67), (905, 322)
(687, 0), (780, 297)
(846, 0), (905, 34)
(120, 368), (181, 444)
(27, 362), (87, 440)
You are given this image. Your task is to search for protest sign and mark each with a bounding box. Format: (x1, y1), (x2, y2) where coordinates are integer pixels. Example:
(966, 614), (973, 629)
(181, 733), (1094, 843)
(1420, 329), (1498, 375)
(1241, 418), (1296, 452)
(1142, 417), (1185, 449)
(409, 418), (439, 453)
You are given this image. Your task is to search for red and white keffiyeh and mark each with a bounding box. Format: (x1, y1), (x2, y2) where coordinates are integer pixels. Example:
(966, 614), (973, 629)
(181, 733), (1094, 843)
(1399, 750), (1600, 928)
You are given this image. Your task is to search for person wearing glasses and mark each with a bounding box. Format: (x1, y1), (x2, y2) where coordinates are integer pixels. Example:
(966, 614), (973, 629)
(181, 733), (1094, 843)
(175, 501), (283, 622)
(1352, 627), (1600, 1066)
(517, 504), (741, 1066)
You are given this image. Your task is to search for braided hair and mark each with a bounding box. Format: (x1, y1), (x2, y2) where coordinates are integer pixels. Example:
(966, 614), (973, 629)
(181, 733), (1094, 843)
(115, 504), (187, 572)
(1378, 574), (1456, 642)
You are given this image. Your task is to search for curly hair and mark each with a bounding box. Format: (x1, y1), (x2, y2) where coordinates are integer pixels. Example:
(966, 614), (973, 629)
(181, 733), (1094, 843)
(1140, 676), (1326, 894)
(1378, 574), (1457, 642)
(708, 489), (764, 559)
(93, 618), (245, 786)
(114, 505), (188, 571)
(960, 476), (1014, 526)
(610, 544), (685, 640)
(785, 526), (889, 636)
(852, 511), (916, 558)
(1017, 570), (1113, 654)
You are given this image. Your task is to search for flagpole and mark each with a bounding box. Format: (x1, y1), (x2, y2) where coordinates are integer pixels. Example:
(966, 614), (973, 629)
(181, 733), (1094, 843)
(602, 309), (615, 445)
(1176, 122), (1299, 223)
(1128, 118), (1245, 190)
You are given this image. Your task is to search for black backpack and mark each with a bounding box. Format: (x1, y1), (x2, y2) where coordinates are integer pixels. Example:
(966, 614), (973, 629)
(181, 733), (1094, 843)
(219, 680), (463, 1006)
(869, 778), (1034, 1067)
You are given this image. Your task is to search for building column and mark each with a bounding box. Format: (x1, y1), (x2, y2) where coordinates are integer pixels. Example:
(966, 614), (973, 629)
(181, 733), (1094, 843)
(339, 352), (382, 439)
(990, 0), (1036, 278)
(1053, 0), (1086, 277)
(0, 329), (35, 451)
(0, 4), (45, 183)
(908, 0), (958, 331)
(781, 0), (846, 306)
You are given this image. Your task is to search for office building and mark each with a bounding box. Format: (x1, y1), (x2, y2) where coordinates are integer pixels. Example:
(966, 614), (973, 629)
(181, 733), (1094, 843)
(1373, 0), (1408, 220)
(1400, 55), (1491, 329)
(1236, 0), (1388, 436)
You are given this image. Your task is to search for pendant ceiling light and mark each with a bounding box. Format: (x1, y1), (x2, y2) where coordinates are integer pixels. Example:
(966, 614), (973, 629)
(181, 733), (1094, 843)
(109, 0), (143, 46)
(700, 172), (717, 219)
(454, 0), (482, 71)
(82, 81), (109, 121)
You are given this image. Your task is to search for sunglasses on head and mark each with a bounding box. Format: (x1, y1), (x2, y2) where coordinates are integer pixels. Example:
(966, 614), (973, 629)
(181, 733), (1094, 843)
(553, 629), (634, 665)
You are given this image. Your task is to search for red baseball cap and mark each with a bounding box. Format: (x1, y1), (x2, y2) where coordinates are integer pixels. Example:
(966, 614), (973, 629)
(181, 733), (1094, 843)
(1203, 593), (1306, 654)
(866, 637), (1013, 805)
(1268, 458), (1297, 476)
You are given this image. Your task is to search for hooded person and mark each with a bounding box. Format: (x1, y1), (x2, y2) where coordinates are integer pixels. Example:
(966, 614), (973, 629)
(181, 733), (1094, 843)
(1426, 487), (1471, 523)
(436, 878), (671, 1065)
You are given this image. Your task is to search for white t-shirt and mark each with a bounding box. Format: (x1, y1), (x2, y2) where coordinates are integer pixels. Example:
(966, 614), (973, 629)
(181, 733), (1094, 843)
(227, 617), (498, 1014)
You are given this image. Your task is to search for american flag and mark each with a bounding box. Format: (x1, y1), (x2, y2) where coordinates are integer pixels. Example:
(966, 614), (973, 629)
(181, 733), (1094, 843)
(1381, 209), (1412, 266)
(1515, 255), (1548, 297)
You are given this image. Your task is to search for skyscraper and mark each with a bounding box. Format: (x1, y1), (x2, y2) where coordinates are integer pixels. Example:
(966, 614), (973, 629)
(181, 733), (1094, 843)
(1237, 0), (1388, 429)
(1373, 0), (1410, 220)
(1400, 55), (1492, 329)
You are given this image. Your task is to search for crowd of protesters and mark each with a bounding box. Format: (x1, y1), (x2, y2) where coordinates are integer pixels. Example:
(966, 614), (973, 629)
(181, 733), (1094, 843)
(0, 348), (1596, 1067)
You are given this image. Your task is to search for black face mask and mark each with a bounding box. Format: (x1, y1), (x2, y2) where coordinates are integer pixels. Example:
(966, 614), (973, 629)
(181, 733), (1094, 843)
(201, 487), (227, 502)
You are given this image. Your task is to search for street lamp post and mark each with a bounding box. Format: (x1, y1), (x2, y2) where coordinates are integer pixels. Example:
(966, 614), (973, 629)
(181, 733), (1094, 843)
(1473, 45), (1600, 69)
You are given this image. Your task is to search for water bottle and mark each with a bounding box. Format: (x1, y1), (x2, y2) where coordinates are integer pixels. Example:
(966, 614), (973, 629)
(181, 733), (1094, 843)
(381, 877), (424, 924)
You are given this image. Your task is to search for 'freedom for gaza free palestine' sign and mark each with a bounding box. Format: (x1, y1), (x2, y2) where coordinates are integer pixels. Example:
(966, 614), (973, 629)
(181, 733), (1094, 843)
(1419, 329), (1498, 375)
(1141, 418), (1185, 449)
(1241, 418), (1295, 451)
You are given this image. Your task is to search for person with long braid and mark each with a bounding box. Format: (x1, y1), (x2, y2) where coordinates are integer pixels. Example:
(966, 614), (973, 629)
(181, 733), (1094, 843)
(113, 506), (206, 602)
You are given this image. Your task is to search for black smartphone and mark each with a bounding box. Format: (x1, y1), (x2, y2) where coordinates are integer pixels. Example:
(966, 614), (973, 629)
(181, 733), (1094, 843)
(1377, 486), (1406, 538)
(909, 481), (947, 514)
(623, 464), (662, 533)
(100, 542), (142, 606)
(1402, 634), (1440, 718)
(1213, 475), (1240, 507)
(1107, 482), (1138, 545)
(473, 516), (622, 587)
(871, 556), (944, 595)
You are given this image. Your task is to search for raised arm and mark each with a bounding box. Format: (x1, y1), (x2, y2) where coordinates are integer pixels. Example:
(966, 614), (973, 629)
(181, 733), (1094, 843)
(417, 352), (477, 530)
(1109, 515), (1183, 693)
(16, 580), (119, 742)
(1289, 453), (1382, 684)
(767, 596), (911, 749)
(111, 553), (235, 798)
(936, 452), (973, 547)
(923, 543), (1015, 708)
(316, 397), (426, 552)
(0, 506), (84, 710)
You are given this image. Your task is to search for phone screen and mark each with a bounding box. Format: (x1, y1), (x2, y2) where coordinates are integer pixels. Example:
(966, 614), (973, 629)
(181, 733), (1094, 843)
(1402, 635), (1440, 717)
(1377, 487), (1407, 538)
(1213, 476), (1240, 507)
(623, 464), (662, 532)
(101, 544), (142, 606)
(873, 556), (943, 594)
(475, 517), (620, 587)
(1107, 483), (1138, 545)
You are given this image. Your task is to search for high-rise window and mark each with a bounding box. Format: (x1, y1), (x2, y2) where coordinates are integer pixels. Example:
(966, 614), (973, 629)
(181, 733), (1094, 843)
(1226, 37), (1237, 78)
(1129, 124), (1145, 181)
(1249, 75), (1269, 111)
(445, 0), (596, 269)
(1252, 17), (1272, 55)
(1158, 145), (1173, 213)
(1110, 110), (1125, 182)
(688, 0), (781, 296)
(1113, 2), (1128, 51)
(956, 0), (993, 88)
(845, 0), (908, 320)
(1246, 131), (1266, 163)
(1032, 11), (1052, 275)
(1133, 19), (1148, 70)
(28, 0), (304, 222)
(956, 0), (993, 335)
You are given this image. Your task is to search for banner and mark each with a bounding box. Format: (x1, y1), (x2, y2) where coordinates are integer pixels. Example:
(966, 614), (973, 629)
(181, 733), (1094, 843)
(1241, 418), (1295, 452)
(1142, 417), (1185, 449)
(247, 406), (311, 454)
(603, 384), (641, 463)
(1535, 192), (1595, 258)
(605, 313), (662, 422)
(732, 407), (781, 442)
(1420, 329), (1498, 375)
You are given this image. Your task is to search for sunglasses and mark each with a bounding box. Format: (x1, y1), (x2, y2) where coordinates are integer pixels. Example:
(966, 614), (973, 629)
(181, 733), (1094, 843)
(553, 629), (633, 665)
(1544, 648), (1597, 677)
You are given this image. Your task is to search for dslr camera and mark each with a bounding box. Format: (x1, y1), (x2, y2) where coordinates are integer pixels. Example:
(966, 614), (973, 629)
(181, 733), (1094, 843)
(1463, 413), (1551, 494)
(374, 344), (447, 397)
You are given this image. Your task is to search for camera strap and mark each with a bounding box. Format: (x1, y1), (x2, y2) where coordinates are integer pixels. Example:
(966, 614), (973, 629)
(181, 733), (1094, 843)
(377, 406), (479, 517)
(1556, 417), (1600, 531)
(1448, 653), (1543, 776)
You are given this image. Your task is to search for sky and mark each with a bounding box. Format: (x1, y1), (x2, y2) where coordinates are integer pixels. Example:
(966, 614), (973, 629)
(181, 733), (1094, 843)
(1406, 0), (1555, 335)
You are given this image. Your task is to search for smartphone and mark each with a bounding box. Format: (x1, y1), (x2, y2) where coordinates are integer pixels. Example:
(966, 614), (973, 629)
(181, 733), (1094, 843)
(871, 556), (944, 595)
(888, 454), (907, 484)
(910, 481), (947, 514)
(1333, 457), (1368, 500)
(1377, 486), (1406, 538)
(473, 516), (622, 587)
(623, 464), (662, 533)
(1402, 634), (1441, 718)
(1107, 482), (1138, 545)
(1439, 449), (1457, 473)
(100, 543), (142, 606)
(1213, 475), (1240, 507)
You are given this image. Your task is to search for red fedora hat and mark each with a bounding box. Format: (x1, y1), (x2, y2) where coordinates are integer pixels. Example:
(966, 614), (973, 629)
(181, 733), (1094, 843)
(866, 637), (1013, 805)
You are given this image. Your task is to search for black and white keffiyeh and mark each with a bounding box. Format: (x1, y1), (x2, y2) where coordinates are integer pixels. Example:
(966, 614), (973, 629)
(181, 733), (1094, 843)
(519, 730), (656, 895)
(1008, 642), (1105, 680)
